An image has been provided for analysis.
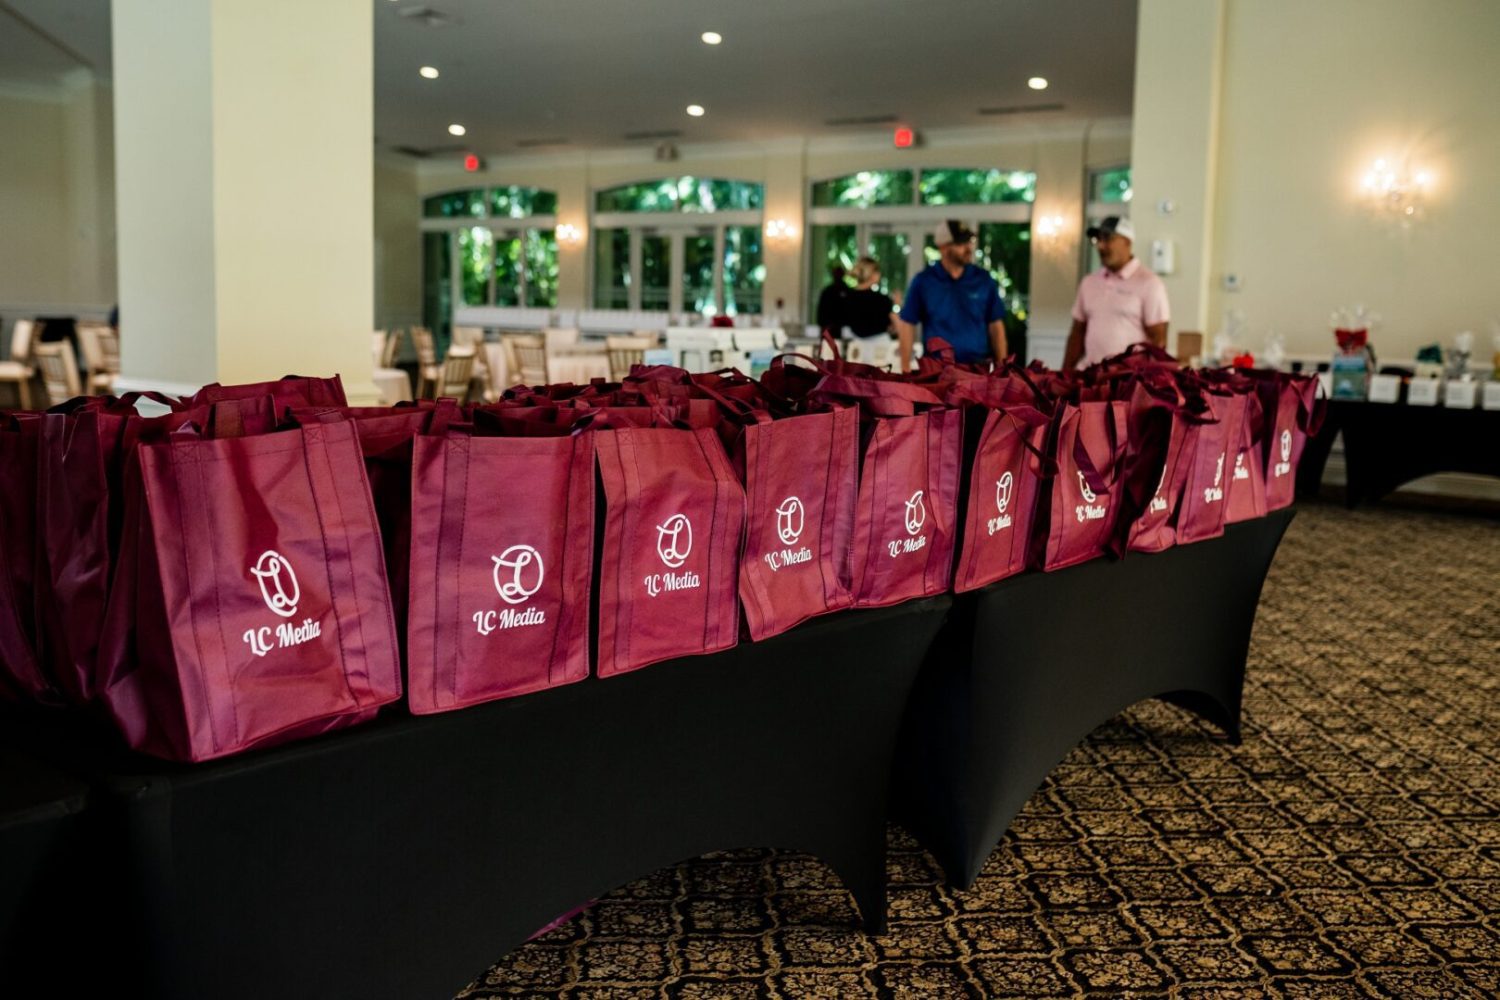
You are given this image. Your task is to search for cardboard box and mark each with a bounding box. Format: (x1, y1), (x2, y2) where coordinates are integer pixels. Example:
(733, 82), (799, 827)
(1407, 378), (1441, 406)
(1443, 379), (1479, 408)
(1367, 373), (1401, 403)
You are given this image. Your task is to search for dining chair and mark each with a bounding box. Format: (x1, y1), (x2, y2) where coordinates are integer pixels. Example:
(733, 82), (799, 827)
(34, 340), (83, 407)
(438, 346), (476, 402)
(412, 326), (441, 398)
(605, 334), (658, 382)
(77, 323), (117, 394)
(504, 333), (548, 386)
(0, 319), (39, 409)
(451, 325), (493, 399)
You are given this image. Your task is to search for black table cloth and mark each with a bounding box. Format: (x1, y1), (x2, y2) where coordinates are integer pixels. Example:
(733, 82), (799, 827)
(892, 510), (1294, 887)
(1298, 399), (1500, 506)
(2, 596), (950, 1000)
(0, 747), (91, 978)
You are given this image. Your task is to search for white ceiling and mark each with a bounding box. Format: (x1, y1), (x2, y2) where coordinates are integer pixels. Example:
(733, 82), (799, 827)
(0, 1), (1137, 155)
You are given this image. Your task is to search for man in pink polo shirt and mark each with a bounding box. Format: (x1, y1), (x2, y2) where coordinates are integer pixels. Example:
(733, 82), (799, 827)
(1062, 216), (1171, 370)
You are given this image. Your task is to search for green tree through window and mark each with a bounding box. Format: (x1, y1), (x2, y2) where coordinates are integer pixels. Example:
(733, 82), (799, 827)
(594, 177), (764, 214)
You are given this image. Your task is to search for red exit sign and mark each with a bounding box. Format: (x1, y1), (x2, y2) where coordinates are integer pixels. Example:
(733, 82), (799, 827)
(893, 127), (917, 149)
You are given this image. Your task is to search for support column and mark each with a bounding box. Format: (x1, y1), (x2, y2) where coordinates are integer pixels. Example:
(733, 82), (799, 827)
(112, 0), (377, 401)
(1130, 0), (1227, 351)
(1026, 131), (1088, 366)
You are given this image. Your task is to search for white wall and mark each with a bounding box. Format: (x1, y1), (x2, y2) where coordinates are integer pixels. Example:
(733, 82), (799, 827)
(0, 75), (116, 340)
(374, 157), (422, 331)
(1136, 0), (1500, 361)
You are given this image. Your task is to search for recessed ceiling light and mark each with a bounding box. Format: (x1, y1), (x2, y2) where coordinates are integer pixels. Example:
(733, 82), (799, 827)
(701, 31), (722, 45)
(448, 123), (466, 136)
(1027, 77), (1049, 90)
(686, 104), (705, 117)
(419, 66), (439, 79)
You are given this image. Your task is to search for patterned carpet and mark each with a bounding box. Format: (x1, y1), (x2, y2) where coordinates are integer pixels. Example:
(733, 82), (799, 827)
(458, 500), (1500, 999)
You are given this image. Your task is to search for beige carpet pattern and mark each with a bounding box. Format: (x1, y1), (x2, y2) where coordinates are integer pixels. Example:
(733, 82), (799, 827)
(459, 501), (1500, 998)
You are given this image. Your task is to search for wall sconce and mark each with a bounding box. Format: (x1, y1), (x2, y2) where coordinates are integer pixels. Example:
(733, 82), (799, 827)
(764, 218), (796, 241)
(555, 223), (583, 245)
(1359, 158), (1433, 226)
(1034, 214), (1065, 243)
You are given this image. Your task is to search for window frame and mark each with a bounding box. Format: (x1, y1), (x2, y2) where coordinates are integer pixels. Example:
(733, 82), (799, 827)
(420, 186), (560, 314)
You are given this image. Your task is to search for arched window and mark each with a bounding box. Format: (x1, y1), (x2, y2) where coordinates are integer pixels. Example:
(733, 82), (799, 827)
(806, 168), (1036, 326)
(1083, 166), (1132, 273)
(421, 185), (559, 344)
(592, 177), (765, 315)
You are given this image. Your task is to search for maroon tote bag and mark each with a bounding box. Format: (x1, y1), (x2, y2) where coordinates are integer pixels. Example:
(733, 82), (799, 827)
(595, 426), (745, 677)
(952, 403), (1050, 591)
(406, 430), (595, 713)
(736, 405), (859, 641)
(1039, 399), (1130, 572)
(1252, 371), (1323, 511)
(809, 374), (963, 608)
(0, 414), (53, 704)
(97, 420), (402, 761)
(1225, 391), (1269, 524)
(1175, 389), (1245, 545)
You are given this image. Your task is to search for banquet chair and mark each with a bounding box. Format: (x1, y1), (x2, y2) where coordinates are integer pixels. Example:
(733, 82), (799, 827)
(438, 346), (476, 402)
(34, 340), (82, 407)
(504, 334), (548, 386)
(0, 319), (39, 409)
(412, 326), (442, 398)
(605, 334), (657, 381)
(77, 323), (118, 394)
(451, 325), (494, 400)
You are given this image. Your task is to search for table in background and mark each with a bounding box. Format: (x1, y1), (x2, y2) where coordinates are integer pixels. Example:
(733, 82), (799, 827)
(2, 596), (949, 1000)
(893, 510), (1294, 887)
(1298, 399), (1500, 507)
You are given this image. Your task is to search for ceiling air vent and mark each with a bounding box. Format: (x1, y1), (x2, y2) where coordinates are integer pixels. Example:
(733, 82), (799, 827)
(623, 129), (683, 141)
(392, 144), (466, 158)
(823, 113), (899, 127)
(977, 103), (1065, 116)
(398, 6), (458, 27)
(516, 137), (569, 148)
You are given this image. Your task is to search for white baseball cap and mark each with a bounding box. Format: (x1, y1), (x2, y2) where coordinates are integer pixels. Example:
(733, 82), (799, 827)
(1086, 215), (1135, 242)
(932, 219), (977, 247)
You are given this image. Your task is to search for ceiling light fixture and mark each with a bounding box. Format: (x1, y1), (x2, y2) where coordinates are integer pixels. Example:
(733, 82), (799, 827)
(419, 66), (440, 79)
(686, 104), (705, 117)
(448, 123), (466, 136)
(701, 31), (722, 45)
(1027, 77), (1049, 90)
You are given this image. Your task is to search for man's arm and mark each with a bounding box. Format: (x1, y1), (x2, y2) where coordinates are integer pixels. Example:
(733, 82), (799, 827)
(988, 318), (1008, 364)
(896, 318), (916, 373)
(1144, 321), (1168, 349)
(1062, 319), (1087, 371)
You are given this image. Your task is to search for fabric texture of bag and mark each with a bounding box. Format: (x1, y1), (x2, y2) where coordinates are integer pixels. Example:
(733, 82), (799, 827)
(97, 419), (401, 761)
(952, 401), (1051, 591)
(0, 414), (52, 703)
(736, 406), (859, 639)
(594, 426), (745, 676)
(1174, 388), (1245, 545)
(406, 430), (594, 712)
(1038, 399), (1130, 571)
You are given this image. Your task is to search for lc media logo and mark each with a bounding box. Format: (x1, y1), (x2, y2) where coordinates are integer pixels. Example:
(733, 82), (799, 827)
(987, 472), (1014, 536)
(1075, 471), (1107, 523)
(1148, 464), (1170, 514)
(888, 490), (930, 558)
(475, 544), (547, 636)
(243, 550), (322, 658)
(1273, 428), (1293, 477)
(646, 514), (701, 597)
(763, 496), (813, 573)
(1203, 452), (1226, 504)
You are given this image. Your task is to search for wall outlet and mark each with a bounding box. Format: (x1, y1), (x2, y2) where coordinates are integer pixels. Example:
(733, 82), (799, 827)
(1223, 273), (1242, 292)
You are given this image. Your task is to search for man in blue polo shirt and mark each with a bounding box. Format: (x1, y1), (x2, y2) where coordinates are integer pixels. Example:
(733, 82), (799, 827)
(895, 220), (1008, 371)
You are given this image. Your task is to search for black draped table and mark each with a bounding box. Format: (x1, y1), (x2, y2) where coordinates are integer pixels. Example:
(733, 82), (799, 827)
(1298, 399), (1500, 507)
(892, 510), (1294, 887)
(1, 596), (950, 1000)
(0, 748), (91, 977)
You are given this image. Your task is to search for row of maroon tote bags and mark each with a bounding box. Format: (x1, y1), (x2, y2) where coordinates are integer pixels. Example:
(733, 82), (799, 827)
(0, 351), (1321, 762)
